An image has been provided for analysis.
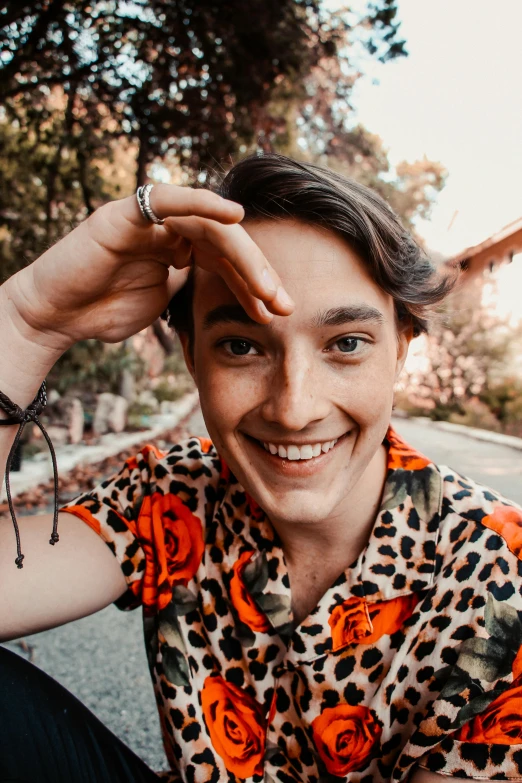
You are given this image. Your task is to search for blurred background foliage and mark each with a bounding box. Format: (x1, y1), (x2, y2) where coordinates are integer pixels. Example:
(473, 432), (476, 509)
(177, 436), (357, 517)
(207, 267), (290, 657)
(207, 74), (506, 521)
(0, 0), (444, 281)
(2, 0), (516, 436)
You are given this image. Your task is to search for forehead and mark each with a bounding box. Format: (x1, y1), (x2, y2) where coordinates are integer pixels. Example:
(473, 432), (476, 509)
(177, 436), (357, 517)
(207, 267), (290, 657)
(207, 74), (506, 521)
(194, 219), (395, 322)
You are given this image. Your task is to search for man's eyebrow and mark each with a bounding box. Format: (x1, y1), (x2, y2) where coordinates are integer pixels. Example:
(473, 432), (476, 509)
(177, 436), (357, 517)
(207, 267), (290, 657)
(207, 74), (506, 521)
(203, 304), (261, 330)
(312, 305), (385, 328)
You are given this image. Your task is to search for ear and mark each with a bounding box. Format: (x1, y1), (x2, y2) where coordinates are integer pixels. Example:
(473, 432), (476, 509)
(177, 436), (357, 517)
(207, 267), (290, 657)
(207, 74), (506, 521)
(178, 331), (196, 382)
(395, 322), (413, 381)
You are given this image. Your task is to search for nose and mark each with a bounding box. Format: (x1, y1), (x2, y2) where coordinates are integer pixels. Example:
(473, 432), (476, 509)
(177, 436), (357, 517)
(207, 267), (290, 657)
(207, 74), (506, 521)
(260, 347), (331, 432)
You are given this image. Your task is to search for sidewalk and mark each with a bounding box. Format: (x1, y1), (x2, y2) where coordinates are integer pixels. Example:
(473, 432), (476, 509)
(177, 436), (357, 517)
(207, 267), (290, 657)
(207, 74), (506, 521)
(2, 391), (199, 501)
(406, 414), (522, 452)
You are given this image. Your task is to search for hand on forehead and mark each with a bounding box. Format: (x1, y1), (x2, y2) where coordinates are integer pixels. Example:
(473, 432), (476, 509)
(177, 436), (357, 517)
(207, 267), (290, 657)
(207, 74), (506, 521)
(193, 220), (396, 329)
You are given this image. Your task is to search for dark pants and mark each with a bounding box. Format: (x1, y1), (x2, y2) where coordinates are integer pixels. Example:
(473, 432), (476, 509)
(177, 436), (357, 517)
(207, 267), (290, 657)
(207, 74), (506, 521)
(0, 646), (163, 783)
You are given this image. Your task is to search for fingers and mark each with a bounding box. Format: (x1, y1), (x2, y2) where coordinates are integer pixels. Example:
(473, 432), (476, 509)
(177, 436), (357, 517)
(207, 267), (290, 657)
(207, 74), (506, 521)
(163, 216), (295, 320)
(124, 183), (244, 227)
(209, 257), (275, 324)
(166, 266), (191, 301)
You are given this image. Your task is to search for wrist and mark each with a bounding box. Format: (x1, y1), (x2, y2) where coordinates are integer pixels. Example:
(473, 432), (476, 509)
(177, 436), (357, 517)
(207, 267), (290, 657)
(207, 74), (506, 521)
(0, 279), (71, 411)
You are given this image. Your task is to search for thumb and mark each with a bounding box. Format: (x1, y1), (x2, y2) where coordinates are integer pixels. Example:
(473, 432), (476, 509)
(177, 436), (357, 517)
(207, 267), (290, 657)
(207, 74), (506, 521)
(166, 264), (191, 300)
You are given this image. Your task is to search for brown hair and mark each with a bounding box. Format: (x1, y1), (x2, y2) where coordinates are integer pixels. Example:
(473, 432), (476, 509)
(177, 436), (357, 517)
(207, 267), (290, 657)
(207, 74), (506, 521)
(163, 153), (455, 341)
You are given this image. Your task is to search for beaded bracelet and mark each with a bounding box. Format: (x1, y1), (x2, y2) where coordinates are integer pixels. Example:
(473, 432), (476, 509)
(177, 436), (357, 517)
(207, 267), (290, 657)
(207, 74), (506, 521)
(0, 381), (59, 568)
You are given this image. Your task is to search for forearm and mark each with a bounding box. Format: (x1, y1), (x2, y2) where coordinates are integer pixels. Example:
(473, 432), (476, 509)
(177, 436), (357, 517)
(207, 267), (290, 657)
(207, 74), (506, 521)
(0, 275), (72, 479)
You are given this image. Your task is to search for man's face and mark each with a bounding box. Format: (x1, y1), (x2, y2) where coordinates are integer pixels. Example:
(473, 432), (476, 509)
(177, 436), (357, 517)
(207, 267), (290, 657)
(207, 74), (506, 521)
(184, 219), (409, 527)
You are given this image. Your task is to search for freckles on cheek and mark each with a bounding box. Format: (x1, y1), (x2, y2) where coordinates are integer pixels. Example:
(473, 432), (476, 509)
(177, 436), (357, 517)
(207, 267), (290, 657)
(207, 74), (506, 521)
(340, 366), (394, 424)
(198, 366), (261, 424)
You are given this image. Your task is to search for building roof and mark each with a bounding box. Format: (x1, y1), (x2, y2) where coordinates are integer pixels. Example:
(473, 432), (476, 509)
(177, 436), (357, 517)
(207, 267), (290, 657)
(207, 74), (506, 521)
(449, 216), (522, 267)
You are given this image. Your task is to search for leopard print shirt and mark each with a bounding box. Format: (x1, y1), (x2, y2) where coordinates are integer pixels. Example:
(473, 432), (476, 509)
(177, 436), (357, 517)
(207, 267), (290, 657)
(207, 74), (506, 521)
(60, 426), (522, 783)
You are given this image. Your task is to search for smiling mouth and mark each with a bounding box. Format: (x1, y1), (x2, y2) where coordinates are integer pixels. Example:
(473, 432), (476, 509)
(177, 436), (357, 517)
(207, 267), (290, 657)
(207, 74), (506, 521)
(247, 432), (351, 462)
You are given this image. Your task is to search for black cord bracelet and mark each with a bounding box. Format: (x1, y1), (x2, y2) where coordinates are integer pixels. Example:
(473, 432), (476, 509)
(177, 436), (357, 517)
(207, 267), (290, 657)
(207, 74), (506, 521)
(0, 381), (60, 568)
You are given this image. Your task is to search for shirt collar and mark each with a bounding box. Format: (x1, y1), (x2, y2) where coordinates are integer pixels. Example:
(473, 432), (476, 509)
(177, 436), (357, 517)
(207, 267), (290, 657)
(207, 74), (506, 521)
(354, 425), (443, 600)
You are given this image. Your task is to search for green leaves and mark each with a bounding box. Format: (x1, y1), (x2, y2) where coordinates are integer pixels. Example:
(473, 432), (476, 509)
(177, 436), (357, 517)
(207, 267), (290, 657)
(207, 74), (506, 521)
(233, 620), (256, 648)
(143, 614), (159, 673)
(410, 469), (441, 523)
(256, 593), (292, 631)
(380, 471), (409, 511)
(485, 593), (522, 648)
(452, 686), (510, 730)
(157, 589), (195, 687)
(242, 552), (269, 596)
(457, 636), (512, 682)
(454, 595), (522, 683)
(160, 643), (190, 688)
(380, 466), (441, 525)
(171, 585), (199, 616)
(432, 594), (522, 732)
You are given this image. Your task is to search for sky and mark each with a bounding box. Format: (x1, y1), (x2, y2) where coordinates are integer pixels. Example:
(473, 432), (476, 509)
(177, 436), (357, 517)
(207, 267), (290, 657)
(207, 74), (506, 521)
(350, 0), (522, 257)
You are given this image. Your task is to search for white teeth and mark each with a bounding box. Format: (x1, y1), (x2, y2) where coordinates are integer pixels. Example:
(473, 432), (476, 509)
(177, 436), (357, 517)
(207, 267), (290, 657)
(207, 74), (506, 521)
(263, 437), (341, 460)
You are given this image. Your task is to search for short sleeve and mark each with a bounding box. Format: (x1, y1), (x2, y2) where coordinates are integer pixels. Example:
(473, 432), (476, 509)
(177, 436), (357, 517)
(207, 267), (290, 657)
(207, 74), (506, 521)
(59, 437), (222, 615)
(59, 444), (163, 611)
(393, 499), (522, 781)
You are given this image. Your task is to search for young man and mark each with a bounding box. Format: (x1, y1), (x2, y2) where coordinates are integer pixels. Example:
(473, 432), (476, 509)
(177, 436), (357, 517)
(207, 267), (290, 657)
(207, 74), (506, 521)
(1, 154), (521, 783)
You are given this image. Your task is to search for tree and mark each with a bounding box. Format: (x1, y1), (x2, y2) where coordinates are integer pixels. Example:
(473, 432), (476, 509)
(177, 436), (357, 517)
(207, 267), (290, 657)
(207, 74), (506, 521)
(0, 0), (412, 366)
(0, 0), (448, 376)
(402, 278), (522, 422)
(0, 0), (406, 190)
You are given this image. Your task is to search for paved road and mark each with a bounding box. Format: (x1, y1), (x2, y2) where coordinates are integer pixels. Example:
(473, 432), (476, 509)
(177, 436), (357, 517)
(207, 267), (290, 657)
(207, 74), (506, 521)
(2, 413), (521, 774)
(392, 417), (522, 506)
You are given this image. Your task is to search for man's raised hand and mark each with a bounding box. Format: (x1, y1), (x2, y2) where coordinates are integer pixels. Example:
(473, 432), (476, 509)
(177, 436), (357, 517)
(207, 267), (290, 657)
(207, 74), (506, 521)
(5, 184), (294, 349)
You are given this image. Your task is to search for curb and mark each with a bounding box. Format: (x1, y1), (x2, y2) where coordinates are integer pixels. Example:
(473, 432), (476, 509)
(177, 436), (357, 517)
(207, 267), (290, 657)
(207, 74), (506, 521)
(408, 415), (522, 452)
(2, 391), (200, 501)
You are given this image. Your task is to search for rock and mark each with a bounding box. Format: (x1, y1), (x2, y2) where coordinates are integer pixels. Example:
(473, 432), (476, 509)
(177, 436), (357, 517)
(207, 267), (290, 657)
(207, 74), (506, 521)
(138, 390), (159, 412)
(160, 400), (178, 415)
(119, 369), (135, 402)
(110, 396), (128, 433)
(47, 389), (61, 405)
(93, 393), (128, 435)
(44, 425), (69, 446)
(67, 398), (84, 444)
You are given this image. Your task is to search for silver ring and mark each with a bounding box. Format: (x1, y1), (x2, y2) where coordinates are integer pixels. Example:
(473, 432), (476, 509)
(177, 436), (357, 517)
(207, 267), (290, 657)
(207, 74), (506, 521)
(136, 184), (165, 225)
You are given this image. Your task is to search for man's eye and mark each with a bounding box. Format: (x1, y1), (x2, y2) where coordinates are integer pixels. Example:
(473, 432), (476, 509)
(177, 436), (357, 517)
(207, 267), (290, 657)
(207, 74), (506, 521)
(334, 337), (364, 353)
(223, 339), (257, 356)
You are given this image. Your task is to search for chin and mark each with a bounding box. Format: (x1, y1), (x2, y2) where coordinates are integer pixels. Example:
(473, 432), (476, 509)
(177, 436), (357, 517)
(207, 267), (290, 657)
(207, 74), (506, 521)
(241, 473), (347, 527)
(261, 494), (339, 527)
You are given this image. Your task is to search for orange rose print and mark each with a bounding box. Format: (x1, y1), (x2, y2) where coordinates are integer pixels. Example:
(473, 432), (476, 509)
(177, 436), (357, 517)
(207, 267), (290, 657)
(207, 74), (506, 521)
(456, 684), (522, 744)
(365, 593), (421, 644)
(312, 704), (382, 775)
(386, 427), (431, 471)
(201, 675), (266, 778)
(481, 505), (522, 561)
(229, 550), (270, 632)
(329, 594), (420, 650)
(198, 437), (214, 454)
(329, 597), (373, 650)
(138, 491), (204, 611)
